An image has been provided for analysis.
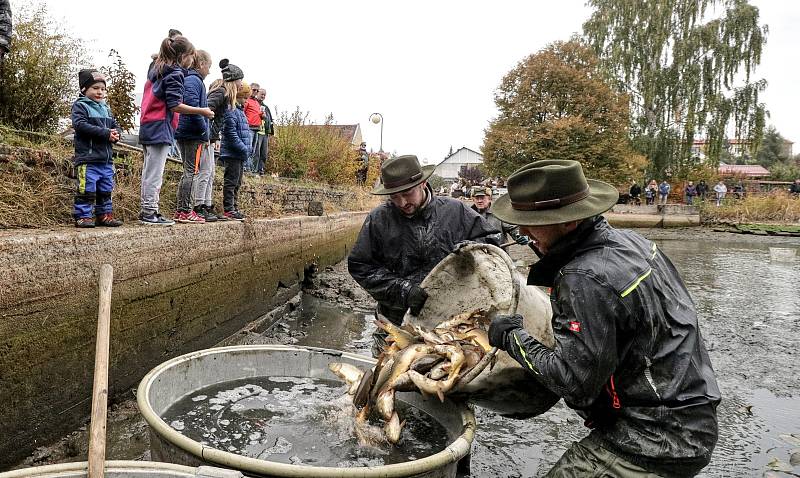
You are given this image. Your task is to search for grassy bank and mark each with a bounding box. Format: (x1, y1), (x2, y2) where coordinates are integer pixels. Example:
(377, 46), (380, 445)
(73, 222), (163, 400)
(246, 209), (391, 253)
(0, 127), (379, 229)
(698, 193), (800, 225)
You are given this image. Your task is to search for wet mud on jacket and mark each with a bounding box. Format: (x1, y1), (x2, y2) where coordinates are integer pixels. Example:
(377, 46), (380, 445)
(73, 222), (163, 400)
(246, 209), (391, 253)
(501, 216), (720, 477)
(348, 186), (501, 323)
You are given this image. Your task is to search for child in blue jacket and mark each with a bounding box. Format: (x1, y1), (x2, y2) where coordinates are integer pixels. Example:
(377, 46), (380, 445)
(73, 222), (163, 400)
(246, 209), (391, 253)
(71, 69), (122, 228)
(219, 83), (252, 220)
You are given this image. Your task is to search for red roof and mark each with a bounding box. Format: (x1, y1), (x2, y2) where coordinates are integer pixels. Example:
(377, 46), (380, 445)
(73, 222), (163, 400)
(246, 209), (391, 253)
(718, 164), (770, 177)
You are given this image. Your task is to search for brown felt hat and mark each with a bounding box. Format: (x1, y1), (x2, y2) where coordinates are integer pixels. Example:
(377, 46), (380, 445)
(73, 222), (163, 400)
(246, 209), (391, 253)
(490, 160), (618, 226)
(372, 155), (435, 195)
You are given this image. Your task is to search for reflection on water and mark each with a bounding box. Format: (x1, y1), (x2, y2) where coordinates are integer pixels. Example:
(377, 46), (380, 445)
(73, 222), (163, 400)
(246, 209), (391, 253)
(289, 294), (374, 355)
(657, 239), (800, 477)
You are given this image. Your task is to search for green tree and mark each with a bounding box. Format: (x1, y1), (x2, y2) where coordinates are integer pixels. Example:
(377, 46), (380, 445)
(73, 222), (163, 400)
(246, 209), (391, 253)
(458, 164), (485, 184)
(0, 6), (87, 132)
(101, 49), (139, 132)
(754, 126), (789, 167)
(583, 0), (768, 176)
(482, 39), (646, 185)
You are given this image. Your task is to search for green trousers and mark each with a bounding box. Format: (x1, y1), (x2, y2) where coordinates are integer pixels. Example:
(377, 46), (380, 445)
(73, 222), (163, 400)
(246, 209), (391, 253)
(544, 437), (664, 478)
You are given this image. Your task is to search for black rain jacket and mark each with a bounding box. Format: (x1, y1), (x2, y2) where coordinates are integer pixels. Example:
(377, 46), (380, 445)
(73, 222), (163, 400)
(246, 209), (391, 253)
(348, 186), (500, 323)
(502, 216), (720, 477)
(471, 204), (525, 245)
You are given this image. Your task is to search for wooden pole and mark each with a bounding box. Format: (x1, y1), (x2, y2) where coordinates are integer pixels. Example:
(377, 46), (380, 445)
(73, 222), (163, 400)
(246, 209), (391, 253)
(88, 264), (113, 478)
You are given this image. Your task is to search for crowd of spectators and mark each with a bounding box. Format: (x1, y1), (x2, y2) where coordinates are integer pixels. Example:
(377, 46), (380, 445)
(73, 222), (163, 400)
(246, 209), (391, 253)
(67, 30), (277, 227)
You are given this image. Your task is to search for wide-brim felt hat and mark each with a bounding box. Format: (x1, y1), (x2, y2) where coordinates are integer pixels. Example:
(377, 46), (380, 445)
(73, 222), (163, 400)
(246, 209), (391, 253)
(372, 155), (436, 195)
(491, 160), (619, 226)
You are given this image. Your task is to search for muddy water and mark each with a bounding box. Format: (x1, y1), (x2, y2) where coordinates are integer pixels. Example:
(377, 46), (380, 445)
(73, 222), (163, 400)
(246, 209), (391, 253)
(160, 376), (448, 466)
(294, 238), (800, 477)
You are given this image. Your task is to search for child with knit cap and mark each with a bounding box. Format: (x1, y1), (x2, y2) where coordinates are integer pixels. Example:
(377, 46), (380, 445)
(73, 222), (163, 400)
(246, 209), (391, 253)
(219, 83), (252, 220)
(71, 69), (123, 228)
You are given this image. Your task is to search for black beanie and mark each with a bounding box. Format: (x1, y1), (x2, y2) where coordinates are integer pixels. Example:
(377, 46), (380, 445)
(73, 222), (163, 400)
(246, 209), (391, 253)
(78, 69), (106, 92)
(219, 59), (244, 82)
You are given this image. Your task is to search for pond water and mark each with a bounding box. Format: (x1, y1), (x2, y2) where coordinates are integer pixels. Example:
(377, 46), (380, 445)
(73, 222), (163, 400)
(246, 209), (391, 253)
(160, 375), (449, 467)
(295, 237), (800, 477)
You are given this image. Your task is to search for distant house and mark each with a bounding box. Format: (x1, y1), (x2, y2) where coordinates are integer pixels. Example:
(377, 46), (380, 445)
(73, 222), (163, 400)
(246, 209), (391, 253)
(718, 163), (770, 178)
(692, 138), (794, 162)
(434, 147), (483, 181)
(300, 124), (363, 148)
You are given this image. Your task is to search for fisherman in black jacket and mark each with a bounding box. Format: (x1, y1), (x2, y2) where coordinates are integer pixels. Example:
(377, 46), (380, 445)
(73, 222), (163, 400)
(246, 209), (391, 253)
(487, 160), (720, 477)
(349, 154), (500, 356)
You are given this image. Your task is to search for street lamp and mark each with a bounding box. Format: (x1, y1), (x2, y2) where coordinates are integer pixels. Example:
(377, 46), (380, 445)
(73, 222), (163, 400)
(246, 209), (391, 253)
(369, 113), (383, 152)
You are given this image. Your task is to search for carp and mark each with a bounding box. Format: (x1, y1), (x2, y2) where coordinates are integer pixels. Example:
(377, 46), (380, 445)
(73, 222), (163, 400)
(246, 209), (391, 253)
(328, 362), (364, 395)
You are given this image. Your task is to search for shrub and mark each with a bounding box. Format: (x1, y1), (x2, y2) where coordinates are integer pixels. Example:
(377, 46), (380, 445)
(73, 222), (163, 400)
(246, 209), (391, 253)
(699, 190), (800, 224)
(0, 5), (88, 132)
(101, 49), (139, 132)
(269, 109), (359, 186)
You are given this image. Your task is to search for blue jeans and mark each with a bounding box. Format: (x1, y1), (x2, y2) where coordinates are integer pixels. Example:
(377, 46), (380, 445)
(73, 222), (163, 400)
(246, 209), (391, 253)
(74, 162), (115, 218)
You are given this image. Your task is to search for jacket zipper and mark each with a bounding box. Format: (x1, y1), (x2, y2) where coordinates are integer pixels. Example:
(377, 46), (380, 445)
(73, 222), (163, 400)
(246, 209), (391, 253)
(644, 356), (661, 399)
(605, 374), (621, 409)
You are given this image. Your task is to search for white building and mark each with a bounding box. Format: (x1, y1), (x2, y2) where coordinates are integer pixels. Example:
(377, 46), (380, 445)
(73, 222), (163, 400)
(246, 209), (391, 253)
(433, 147), (483, 181)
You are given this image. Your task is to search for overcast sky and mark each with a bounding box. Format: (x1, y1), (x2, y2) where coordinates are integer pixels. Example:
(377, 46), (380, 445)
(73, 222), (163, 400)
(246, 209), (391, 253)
(22, 0), (800, 164)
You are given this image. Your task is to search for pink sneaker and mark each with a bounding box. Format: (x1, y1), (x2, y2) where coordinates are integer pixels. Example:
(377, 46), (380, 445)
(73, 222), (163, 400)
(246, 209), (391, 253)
(186, 210), (206, 223)
(174, 211), (190, 223)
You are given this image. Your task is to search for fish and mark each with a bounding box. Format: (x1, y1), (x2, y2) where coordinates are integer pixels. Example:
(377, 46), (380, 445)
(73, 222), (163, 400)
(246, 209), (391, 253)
(407, 370), (458, 402)
(384, 411), (403, 444)
(410, 324), (447, 345)
(409, 353), (444, 374)
(378, 343), (434, 394)
(433, 344), (466, 382)
(428, 361), (450, 380)
(375, 387), (395, 421)
(462, 344), (483, 370)
(464, 328), (491, 352)
(434, 311), (479, 334)
(328, 362), (364, 395)
(370, 356), (396, 401)
(375, 319), (419, 349)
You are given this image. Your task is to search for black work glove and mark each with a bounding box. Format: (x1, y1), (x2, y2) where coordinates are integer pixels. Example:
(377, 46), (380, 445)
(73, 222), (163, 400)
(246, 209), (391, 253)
(452, 240), (474, 254)
(407, 286), (429, 316)
(488, 314), (524, 350)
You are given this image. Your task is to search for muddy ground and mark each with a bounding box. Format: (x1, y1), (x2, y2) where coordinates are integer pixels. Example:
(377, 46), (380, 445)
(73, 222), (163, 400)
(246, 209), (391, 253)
(12, 227), (800, 477)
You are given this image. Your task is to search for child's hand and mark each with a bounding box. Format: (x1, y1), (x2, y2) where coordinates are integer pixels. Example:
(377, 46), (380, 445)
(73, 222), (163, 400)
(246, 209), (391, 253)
(200, 108), (215, 119)
(109, 130), (120, 142)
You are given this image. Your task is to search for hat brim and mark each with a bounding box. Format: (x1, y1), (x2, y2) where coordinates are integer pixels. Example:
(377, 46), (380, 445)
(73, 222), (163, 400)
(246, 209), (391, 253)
(490, 179), (619, 226)
(372, 165), (436, 195)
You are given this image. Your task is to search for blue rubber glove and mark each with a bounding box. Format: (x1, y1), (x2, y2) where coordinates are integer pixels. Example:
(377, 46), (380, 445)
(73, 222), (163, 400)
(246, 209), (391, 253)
(488, 314), (524, 350)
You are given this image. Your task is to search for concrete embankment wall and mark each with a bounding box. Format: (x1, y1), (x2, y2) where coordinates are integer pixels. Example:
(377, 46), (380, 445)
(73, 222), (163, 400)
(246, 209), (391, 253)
(0, 212), (366, 466)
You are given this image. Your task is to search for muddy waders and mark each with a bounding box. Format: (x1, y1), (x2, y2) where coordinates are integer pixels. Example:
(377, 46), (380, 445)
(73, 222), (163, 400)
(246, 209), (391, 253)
(544, 437), (664, 478)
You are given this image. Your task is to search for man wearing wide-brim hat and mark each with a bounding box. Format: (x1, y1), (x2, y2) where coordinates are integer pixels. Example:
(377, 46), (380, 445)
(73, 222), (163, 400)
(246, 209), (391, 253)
(486, 160), (720, 477)
(470, 185), (529, 246)
(348, 154), (500, 355)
